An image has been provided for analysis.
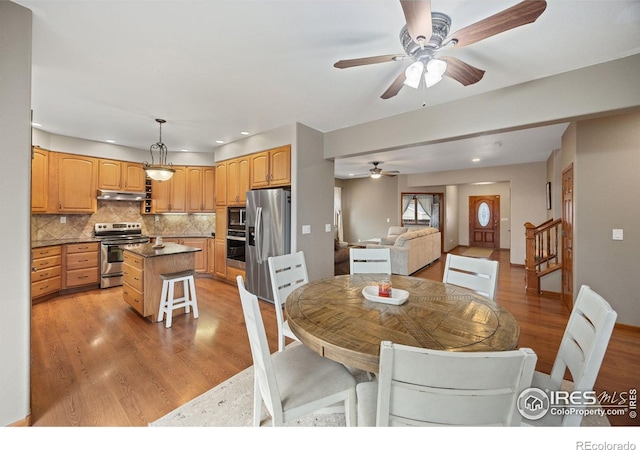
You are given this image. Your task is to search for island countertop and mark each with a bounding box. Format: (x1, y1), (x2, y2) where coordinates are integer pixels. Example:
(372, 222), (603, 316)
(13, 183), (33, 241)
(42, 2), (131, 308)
(121, 242), (202, 258)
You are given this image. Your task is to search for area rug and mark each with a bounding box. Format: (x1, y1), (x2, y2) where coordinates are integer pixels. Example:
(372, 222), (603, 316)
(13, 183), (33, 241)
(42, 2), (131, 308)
(149, 364), (609, 427)
(462, 247), (494, 258)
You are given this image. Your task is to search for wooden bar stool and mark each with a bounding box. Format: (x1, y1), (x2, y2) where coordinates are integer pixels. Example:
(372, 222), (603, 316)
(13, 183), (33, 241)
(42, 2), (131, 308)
(158, 269), (199, 328)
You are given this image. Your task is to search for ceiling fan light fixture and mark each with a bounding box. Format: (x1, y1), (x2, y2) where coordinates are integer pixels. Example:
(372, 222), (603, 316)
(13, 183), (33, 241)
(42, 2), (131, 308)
(427, 58), (447, 77)
(370, 173), (382, 179)
(142, 118), (175, 182)
(403, 60), (424, 89)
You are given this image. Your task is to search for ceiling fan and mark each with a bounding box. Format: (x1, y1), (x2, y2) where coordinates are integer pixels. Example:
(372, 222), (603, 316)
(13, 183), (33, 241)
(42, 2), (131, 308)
(334, 0), (547, 99)
(358, 162), (400, 179)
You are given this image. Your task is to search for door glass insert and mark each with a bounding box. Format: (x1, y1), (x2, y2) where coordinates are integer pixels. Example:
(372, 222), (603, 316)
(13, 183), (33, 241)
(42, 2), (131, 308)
(478, 202), (491, 227)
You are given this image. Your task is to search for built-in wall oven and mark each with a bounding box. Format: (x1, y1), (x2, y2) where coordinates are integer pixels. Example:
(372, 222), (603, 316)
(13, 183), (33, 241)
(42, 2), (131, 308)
(95, 222), (150, 288)
(227, 207), (246, 269)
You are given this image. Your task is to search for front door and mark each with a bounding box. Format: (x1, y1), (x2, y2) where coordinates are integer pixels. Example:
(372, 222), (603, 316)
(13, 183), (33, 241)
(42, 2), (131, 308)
(562, 164), (574, 308)
(469, 196), (500, 248)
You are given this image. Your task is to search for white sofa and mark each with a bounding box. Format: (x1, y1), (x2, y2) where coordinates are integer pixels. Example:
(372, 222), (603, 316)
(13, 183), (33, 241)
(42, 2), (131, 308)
(367, 227), (441, 275)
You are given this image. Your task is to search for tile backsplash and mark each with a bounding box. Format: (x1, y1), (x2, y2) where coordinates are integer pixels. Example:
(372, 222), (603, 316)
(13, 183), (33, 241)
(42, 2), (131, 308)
(31, 201), (216, 241)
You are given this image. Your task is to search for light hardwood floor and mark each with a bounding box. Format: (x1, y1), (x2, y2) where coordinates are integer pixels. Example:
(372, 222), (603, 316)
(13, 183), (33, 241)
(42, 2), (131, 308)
(30, 248), (640, 426)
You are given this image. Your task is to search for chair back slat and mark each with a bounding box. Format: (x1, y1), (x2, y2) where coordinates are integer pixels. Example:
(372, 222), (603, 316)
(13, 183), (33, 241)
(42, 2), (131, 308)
(376, 341), (537, 426)
(350, 248), (392, 275)
(443, 253), (499, 301)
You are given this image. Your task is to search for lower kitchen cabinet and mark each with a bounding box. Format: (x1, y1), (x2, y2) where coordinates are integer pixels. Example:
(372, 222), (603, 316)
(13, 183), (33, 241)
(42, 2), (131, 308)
(122, 252), (145, 316)
(31, 245), (62, 302)
(159, 237), (207, 273)
(63, 242), (100, 289)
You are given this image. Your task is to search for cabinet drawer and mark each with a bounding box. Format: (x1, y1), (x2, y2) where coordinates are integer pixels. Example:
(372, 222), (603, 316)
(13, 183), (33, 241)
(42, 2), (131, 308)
(123, 283), (144, 315)
(32, 276), (61, 298)
(66, 251), (99, 270)
(31, 266), (61, 283)
(33, 246), (61, 259)
(66, 267), (99, 287)
(33, 255), (62, 270)
(66, 242), (99, 254)
(123, 264), (143, 292)
(123, 252), (143, 270)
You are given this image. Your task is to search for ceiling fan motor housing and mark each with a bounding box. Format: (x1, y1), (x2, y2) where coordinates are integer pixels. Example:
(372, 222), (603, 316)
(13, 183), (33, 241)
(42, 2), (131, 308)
(400, 12), (451, 63)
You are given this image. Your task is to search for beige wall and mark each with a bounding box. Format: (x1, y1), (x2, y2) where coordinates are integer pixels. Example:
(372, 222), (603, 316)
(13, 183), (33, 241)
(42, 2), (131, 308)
(1, 1), (32, 427)
(574, 111), (640, 326)
(407, 162), (547, 265)
(340, 175), (400, 243)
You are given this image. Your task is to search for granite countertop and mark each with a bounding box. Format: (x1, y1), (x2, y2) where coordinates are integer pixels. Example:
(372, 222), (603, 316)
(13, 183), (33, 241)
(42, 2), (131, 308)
(32, 237), (101, 248)
(121, 242), (203, 258)
(32, 235), (215, 249)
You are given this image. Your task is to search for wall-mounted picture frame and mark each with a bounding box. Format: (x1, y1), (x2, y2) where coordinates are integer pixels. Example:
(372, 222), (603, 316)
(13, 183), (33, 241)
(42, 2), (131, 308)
(546, 182), (552, 210)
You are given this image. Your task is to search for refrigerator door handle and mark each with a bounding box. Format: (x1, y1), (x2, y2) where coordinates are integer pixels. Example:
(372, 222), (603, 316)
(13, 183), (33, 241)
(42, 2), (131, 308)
(255, 206), (263, 263)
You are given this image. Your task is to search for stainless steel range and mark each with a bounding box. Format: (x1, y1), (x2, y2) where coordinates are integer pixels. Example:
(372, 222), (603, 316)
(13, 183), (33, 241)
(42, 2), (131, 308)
(94, 222), (150, 288)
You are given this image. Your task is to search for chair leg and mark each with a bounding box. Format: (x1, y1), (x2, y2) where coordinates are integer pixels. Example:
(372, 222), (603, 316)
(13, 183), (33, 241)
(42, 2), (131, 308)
(253, 372), (262, 427)
(188, 276), (199, 318)
(182, 279), (191, 314)
(165, 281), (175, 328)
(158, 280), (168, 322)
(345, 389), (357, 427)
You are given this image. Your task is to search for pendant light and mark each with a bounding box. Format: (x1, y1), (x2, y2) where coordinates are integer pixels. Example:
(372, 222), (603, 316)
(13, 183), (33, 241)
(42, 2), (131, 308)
(143, 118), (175, 182)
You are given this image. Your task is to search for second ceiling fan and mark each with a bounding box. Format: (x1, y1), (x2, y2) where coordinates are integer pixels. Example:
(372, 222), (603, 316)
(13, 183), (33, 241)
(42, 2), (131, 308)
(334, 0), (547, 99)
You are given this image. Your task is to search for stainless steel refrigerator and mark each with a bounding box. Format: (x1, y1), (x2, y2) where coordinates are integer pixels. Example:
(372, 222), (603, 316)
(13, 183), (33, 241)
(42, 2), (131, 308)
(246, 188), (291, 303)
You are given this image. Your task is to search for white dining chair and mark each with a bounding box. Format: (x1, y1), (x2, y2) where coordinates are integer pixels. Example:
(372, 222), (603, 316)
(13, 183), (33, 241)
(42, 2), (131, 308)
(267, 251), (308, 352)
(236, 276), (357, 427)
(356, 341), (537, 427)
(522, 285), (617, 427)
(349, 248), (391, 275)
(442, 253), (499, 301)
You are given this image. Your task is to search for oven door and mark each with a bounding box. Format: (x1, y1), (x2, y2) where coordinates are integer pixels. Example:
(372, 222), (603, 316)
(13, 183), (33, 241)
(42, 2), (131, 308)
(226, 233), (246, 269)
(100, 243), (124, 288)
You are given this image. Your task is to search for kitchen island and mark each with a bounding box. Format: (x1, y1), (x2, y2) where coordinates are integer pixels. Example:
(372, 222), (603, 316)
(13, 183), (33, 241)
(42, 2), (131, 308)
(121, 242), (202, 322)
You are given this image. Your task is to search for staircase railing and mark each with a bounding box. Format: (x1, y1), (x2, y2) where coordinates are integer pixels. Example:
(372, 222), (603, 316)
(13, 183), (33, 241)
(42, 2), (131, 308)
(524, 218), (562, 294)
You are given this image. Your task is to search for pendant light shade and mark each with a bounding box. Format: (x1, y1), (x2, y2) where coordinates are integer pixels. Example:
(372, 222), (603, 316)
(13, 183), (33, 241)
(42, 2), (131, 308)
(143, 118), (175, 182)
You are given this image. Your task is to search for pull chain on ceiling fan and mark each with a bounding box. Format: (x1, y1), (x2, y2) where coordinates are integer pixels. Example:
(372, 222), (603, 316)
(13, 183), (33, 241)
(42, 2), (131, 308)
(334, 0), (547, 99)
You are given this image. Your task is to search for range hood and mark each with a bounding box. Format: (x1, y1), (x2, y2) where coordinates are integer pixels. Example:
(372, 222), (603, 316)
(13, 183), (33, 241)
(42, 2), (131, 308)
(97, 189), (146, 201)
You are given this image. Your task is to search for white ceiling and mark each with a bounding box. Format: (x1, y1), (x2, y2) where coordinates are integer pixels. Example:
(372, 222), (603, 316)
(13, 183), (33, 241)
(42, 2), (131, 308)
(15, 1), (640, 178)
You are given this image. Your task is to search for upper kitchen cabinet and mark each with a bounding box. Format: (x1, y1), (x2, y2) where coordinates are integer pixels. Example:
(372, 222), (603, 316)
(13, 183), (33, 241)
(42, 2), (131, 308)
(31, 147), (50, 213)
(215, 161), (227, 206)
(186, 166), (216, 213)
(54, 152), (99, 214)
(152, 166), (186, 213)
(98, 159), (146, 192)
(250, 145), (291, 189)
(227, 156), (250, 206)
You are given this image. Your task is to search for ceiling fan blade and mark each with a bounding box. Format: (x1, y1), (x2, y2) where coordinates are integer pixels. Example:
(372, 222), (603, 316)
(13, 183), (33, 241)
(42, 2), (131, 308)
(441, 56), (485, 86)
(400, 0), (432, 44)
(334, 54), (405, 69)
(382, 171), (400, 177)
(445, 0), (547, 48)
(381, 71), (406, 99)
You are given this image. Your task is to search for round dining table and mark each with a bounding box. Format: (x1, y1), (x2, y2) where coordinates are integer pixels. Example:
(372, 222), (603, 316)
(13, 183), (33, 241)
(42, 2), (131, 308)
(285, 274), (520, 373)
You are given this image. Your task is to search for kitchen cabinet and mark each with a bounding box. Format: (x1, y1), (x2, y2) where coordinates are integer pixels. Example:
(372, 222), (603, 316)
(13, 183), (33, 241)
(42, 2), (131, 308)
(63, 242), (99, 289)
(161, 237), (207, 273)
(31, 245), (62, 302)
(227, 156), (250, 205)
(31, 147), (50, 213)
(214, 207), (227, 279)
(215, 161), (227, 206)
(250, 145), (291, 189)
(207, 238), (216, 275)
(152, 166), (186, 213)
(55, 152), (99, 213)
(186, 166), (216, 213)
(98, 159), (146, 192)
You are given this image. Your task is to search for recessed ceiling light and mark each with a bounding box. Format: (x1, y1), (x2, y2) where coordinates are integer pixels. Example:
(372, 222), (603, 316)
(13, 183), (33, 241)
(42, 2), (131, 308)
(32, 122), (42, 127)
(180, 148), (189, 152)
(240, 131), (250, 136)
(349, 173), (355, 177)
(215, 140), (224, 144)
(472, 158), (480, 162)
(105, 139), (116, 144)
